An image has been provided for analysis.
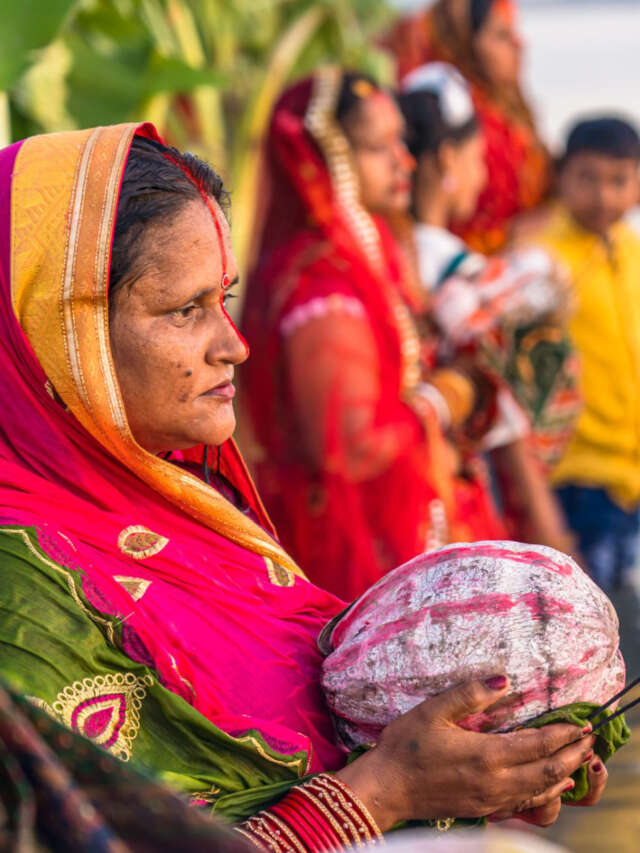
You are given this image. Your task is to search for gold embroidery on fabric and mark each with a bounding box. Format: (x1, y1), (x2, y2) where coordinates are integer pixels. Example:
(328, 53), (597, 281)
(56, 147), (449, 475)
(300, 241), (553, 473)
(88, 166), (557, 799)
(26, 695), (57, 718)
(189, 786), (221, 805)
(51, 672), (153, 761)
(305, 66), (384, 276)
(233, 733), (307, 777)
(94, 128), (133, 433)
(264, 556), (295, 588)
(57, 531), (77, 551)
(304, 67), (421, 394)
(61, 127), (101, 413)
(117, 526), (169, 560)
(168, 652), (197, 700)
(113, 576), (151, 601)
(4, 527), (116, 645)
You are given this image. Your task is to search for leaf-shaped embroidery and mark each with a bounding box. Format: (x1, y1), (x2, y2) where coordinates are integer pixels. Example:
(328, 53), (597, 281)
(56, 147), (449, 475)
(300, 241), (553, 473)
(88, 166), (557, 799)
(118, 526), (168, 560)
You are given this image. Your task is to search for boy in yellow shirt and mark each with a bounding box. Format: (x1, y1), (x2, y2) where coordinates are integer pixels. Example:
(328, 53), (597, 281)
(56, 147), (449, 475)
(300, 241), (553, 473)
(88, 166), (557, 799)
(535, 117), (640, 590)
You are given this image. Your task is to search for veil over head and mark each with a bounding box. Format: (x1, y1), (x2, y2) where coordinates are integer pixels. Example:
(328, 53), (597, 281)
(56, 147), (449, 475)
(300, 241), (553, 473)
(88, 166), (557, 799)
(0, 124), (344, 774)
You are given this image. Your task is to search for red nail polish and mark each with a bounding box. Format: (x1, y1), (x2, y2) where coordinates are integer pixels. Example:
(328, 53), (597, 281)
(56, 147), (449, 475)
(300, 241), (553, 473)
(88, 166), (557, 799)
(592, 761), (603, 773)
(581, 725), (592, 735)
(563, 782), (574, 793)
(584, 750), (594, 763)
(485, 675), (508, 690)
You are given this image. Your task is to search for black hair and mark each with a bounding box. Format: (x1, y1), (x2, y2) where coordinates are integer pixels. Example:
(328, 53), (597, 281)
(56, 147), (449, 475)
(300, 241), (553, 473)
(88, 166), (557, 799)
(398, 89), (478, 159)
(108, 136), (227, 311)
(470, 0), (495, 33)
(335, 71), (381, 127)
(563, 116), (640, 166)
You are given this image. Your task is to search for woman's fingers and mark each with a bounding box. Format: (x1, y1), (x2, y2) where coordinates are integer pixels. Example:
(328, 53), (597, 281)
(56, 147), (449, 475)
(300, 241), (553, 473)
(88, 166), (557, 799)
(499, 723), (590, 767)
(488, 775), (574, 823)
(424, 676), (510, 724)
(514, 776), (575, 814)
(515, 797), (563, 828)
(566, 756), (609, 807)
(504, 734), (594, 806)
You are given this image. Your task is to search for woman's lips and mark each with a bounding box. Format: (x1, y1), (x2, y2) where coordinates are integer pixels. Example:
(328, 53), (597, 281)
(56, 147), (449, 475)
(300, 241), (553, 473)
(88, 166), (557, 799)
(201, 382), (235, 400)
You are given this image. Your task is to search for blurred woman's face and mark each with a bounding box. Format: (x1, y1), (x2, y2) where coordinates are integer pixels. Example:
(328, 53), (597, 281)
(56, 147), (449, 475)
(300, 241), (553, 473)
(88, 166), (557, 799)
(473, 1), (521, 88)
(449, 133), (487, 221)
(443, 131), (488, 221)
(343, 93), (415, 216)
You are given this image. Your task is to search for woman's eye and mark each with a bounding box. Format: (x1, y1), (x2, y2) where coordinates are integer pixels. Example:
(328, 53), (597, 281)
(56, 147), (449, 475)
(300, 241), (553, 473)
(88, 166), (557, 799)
(171, 303), (199, 322)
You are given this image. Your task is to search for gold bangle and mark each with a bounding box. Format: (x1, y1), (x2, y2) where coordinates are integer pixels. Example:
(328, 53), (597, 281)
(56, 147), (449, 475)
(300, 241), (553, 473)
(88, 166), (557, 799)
(319, 775), (384, 842)
(431, 368), (476, 426)
(244, 814), (287, 852)
(305, 778), (364, 846)
(266, 812), (309, 853)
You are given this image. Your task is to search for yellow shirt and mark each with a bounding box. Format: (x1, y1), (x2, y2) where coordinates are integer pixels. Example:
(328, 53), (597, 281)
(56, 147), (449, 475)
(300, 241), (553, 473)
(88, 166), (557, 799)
(536, 207), (640, 509)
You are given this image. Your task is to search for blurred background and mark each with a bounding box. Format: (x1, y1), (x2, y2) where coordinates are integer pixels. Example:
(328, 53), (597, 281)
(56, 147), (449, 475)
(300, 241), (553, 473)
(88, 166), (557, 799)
(1, 2), (639, 850)
(3, 0), (639, 271)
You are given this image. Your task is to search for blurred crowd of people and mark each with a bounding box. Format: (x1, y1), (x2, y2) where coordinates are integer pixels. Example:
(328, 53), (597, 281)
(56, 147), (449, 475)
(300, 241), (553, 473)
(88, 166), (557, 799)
(239, 0), (640, 602)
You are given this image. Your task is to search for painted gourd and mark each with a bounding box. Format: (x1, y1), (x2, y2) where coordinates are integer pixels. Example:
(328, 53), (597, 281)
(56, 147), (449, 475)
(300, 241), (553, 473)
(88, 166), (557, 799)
(321, 541), (624, 749)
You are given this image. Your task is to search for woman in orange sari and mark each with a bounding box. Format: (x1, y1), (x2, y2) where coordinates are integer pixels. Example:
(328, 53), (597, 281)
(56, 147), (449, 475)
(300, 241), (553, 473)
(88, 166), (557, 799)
(241, 68), (505, 603)
(387, 0), (551, 253)
(0, 122), (603, 849)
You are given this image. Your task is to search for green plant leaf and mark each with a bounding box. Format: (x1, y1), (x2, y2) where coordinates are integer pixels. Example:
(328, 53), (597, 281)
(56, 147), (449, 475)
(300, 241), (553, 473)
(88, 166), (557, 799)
(0, 0), (78, 89)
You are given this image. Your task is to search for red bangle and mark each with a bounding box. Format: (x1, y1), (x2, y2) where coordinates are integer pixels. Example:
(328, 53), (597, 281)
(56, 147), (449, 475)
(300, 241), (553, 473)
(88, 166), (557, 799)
(272, 793), (336, 851)
(239, 773), (384, 851)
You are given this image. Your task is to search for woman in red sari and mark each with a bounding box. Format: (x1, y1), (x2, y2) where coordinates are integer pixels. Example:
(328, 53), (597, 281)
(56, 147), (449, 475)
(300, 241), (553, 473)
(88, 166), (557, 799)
(387, 0), (551, 253)
(241, 68), (504, 602)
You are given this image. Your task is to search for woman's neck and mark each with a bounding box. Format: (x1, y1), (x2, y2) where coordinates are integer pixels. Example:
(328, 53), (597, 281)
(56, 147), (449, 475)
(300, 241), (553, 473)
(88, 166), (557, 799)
(413, 185), (450, 230)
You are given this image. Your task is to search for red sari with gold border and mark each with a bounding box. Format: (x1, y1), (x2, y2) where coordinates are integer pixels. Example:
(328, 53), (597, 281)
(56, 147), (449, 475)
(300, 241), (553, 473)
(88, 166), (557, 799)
(241, 70), (504, 602)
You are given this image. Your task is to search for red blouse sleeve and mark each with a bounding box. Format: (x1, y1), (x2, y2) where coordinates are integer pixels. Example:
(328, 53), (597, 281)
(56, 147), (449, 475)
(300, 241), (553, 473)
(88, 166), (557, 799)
(283, 306), (425, 483)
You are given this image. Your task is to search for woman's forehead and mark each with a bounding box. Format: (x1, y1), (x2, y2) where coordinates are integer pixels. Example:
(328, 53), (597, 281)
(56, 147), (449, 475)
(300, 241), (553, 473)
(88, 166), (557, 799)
(350, 93), (403, 136)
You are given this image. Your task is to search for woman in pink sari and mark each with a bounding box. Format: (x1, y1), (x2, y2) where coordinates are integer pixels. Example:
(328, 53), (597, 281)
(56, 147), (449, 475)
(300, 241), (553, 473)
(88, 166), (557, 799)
(0, 123), (603, 849)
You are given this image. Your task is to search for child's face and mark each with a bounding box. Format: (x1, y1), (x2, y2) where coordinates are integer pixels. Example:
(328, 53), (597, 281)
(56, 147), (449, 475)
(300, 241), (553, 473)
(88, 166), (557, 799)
(560, 151), (640, 236)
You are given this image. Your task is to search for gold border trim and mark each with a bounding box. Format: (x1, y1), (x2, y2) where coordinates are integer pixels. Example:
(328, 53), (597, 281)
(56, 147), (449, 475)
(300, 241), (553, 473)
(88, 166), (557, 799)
(4, 527), (116, 645)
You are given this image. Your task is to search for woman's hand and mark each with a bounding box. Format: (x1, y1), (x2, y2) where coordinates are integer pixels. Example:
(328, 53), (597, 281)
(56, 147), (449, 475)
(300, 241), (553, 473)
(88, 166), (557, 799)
(495, 751), (609, 827)
(335, 676), (597, 833)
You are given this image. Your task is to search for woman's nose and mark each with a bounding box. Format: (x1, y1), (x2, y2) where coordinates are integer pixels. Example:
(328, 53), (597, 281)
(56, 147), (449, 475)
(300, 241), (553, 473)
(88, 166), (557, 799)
(396, 141), (416, 173)
(206, 310), (250, 366)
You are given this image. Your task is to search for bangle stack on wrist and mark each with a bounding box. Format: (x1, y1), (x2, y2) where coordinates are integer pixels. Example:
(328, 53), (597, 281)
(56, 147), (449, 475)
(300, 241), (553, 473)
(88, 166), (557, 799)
(236, 773), (383, 851)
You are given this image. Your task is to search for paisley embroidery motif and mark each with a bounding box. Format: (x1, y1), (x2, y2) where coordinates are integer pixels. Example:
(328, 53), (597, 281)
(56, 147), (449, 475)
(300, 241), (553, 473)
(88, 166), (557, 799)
(265, 556), (295, 588)
(114, 575), (151, 601)
(51, 672), (153, 761)
(117, 526), (168, 560)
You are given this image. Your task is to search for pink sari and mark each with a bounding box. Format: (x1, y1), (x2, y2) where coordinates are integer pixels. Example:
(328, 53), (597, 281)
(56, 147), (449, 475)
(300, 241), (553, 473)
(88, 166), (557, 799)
(0, 126), (344, 773)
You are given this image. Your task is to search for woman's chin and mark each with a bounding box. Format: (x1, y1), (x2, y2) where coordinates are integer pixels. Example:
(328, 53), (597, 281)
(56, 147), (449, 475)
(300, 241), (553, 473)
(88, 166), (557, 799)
(200, 417), (237, 449)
